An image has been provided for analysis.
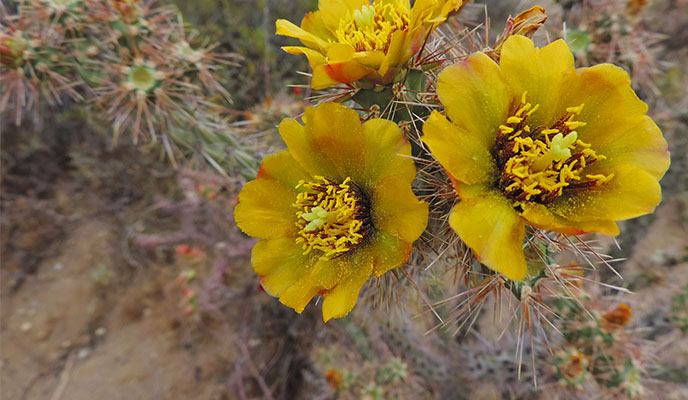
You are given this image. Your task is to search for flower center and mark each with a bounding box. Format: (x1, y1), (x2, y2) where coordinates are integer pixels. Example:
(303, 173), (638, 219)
(127, 65), (158, 92)
(335, 0), (410, 53)
(494, 92), (614, 205)
(294, 176), (370, 259)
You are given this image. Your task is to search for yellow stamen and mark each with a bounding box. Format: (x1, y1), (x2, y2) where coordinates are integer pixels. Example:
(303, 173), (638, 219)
(497, 94), (611, 204)
(336, 0), (410, 52)
(294, 177), (368, 259)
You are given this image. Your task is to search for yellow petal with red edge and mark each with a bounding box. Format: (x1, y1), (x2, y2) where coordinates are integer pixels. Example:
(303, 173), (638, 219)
(556, 64), (649, 149)
(360, 118), (414, 186)
(372, 173), (429, 243)
(252, 238), (319, 297)
(319, 0), (369, 31)
(422, 110), (496, 185)
(437, 52), (511, 149)
(257, 150), (311, 188)
(500, 36), (575, 126)
(520, 203), (620, 236)
(278, 116), (340, 179)
(585, 115), (670, 181)
(304, 103), (365, 180)
(312, 64), (344, 90)
(449, 185), (527, 281)
(549, 164), (662, 223)
(322, 250), (373, 322)
(234, 179), (298, 239)
(322, 58), (373, 88)
(276, 18), (329, 52)
(279, 258), (343, 313)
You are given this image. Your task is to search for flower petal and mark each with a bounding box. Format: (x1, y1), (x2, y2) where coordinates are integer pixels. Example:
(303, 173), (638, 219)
(276, 18), (329, 52)
(550, 164), (662, 223)
(322, 58), (374, 88)
(279, 258), (343, 313)
(305, 102), (365, 180)
(234, 179), (298, 239)
(422, 110), (496, 185)
(437, 51), (511, 149)
(319, 0), (369, 31)
(585, 115), (670, 181)
(449, 186), (527, 280)
(360, 118), (414, 185)
(257, 150), (311, 188)
(368, 229), (413, 278)
(372, 174), (429, 243)
(500, 36), (575, 126)
(278, 115), (340, 179)
(520, 203), (620, 236)
(322, 250), (373, 322)
(556, 64), (649, 148)
(253, 238), (318, 297)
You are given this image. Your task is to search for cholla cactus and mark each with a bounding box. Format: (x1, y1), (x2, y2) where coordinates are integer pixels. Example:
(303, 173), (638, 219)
(233, 3), (671, 396)
(1, 0), (259, 178)
(0, 2), (82, 125)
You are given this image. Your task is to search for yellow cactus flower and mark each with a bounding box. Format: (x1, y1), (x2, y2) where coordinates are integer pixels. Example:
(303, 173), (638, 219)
(276, 0), (464, 90)
(235, 102), (428, 321)
(422, 35), (670, 281)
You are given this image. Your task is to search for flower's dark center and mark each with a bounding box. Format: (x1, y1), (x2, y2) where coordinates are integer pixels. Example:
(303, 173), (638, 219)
(294, 176), (371, 259)
(335, 0), (410, 53)
(493, 92), (614, 205)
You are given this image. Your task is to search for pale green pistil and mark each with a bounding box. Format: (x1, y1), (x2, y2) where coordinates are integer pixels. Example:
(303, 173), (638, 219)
(301, 206), (330, 231)
(354, 5), (376, 27)
(127, 65), (157, 92)
(531, 131), (578, 172)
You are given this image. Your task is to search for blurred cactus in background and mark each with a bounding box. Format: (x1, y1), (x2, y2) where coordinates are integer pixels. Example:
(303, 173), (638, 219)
(1, 0), (261, 178)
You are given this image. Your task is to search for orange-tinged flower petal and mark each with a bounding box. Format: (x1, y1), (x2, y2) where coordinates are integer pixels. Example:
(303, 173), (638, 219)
(555, 64), (649, 148)
(279, 258), (343, 313)
(422, 110), (496, 185)
(500, 36), (574, 125)
(276, 18), (330, 52)
(322, 250), (374, 321)
(322, 59), (374, 88)
(437, 52), (511, 149)
(360, 118), (414, 185)
(304, 103), (366, 180)
(372, 174), (429, 243)
(520, 203), (620, 236)
(549, 164), (662, 223)
(449, 186), (527, 280)
(312, 64), (346, 90)
(234, 180), (299, 239)
(253, 238), (319, 297)
(257, 150), (311, 188)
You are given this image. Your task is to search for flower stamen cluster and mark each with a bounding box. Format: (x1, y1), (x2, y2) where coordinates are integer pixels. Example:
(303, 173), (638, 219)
(294, 176), (371, 259)
(494, 92), (613, 204)
(335, 0), (410, 53)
